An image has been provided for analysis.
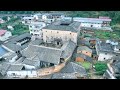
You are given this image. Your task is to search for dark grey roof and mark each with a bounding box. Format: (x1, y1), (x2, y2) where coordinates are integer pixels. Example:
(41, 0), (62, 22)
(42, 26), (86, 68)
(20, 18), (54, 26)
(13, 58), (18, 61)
(77, 46), (92, 53)
(76, 53), (93, 62)
(3, 33), (31, 52)
(60, 62), (87, 76)
(61, 40), (76, 59)
(3, 53), (17, 61)
(8, 65), (24, 71)
(43, 21), (81, 33)
(0, 63), (11, 75)
(22, 45), (62, 65)
(22, 58), (39, 66)
(29, 39), (42, 45)
(43, 25), (77, 32)
(115, 44), (120, 49)
(51, 73), (77, 79)
(97, 41), (114, 52)
(69, 21), (81, 31)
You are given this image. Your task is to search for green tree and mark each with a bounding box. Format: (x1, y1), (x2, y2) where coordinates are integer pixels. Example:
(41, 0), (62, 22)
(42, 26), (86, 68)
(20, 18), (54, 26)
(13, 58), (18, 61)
(94, 62), (107, 75)
(2, 16), (8, 21)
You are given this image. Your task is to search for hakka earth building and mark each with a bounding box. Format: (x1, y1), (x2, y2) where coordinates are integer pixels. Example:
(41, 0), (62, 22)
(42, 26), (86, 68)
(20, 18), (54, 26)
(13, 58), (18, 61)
(0, 11), (120, 79)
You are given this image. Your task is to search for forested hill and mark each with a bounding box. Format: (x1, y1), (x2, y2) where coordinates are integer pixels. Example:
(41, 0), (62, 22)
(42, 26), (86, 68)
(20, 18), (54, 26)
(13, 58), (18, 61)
(0, 11), (120, 25)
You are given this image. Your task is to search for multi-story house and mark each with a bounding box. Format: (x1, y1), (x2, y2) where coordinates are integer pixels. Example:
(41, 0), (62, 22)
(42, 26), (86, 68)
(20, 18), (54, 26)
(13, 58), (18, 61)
(42, 20), (81, 44)
(29, 22), (46, 39)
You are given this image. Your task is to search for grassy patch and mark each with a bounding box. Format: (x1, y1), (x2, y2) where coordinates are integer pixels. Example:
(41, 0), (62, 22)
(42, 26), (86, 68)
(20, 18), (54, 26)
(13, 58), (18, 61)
(77, 61), (92, 70)
(94, 30), (120, 40)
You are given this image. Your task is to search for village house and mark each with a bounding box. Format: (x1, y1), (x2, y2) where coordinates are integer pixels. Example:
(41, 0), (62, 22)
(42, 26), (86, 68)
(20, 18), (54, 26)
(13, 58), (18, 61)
(103, 57), (120, 79)
(60, 62), (87, 78)
(22, 16), (35, 25)
(0, 30), (12, 41)
(21, 40), (76, 69)
(2, 52), (18, 63)
(41, 13), (55, 24)
(2, 33), (31, 53)
(51, 13), (65, 20)
(33, 13), (42, 21)
(6, 65), (37, 78)
(77, 46), (92, 57)
(95, 40), (118, 61)
(73, 17), (112, 31)
(22, 58), (40, 70)
(42, 21), (81, 44)
(7, 25), (14, 31)
(29, 22), (46, 39)
(76, 53), (93, 63)
(113, 43), (120, 53)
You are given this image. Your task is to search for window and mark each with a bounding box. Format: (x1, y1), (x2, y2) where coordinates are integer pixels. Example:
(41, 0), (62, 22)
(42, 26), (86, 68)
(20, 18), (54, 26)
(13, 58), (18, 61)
(104, 58), (106, 60)
(57, 31), (59, 33)
(31, 33), (33, 35)
(70, 33), (71, 35)
(116, 55), (118, 56)
(105, 53), (107, 55)
(46, 31), (47, 32)
(86, 52), (88, 53)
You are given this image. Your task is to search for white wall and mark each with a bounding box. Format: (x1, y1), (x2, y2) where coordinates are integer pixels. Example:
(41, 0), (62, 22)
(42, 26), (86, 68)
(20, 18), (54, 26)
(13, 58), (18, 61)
(0, 31), (12, 41)
(98, 53), (114, 61)
(42, 15), (47, 20)
(42, 29), (78, 44)
(9, 55), (18, 63)
(7, 71), (37, 78)
(24, 64), (36, 70)
(81, 23), (102, 28)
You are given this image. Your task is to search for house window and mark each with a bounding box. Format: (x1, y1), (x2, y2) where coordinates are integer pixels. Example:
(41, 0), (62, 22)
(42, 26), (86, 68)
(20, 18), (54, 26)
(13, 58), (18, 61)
(12, 73), (16, 76)
(116, 55), (118, 56)
(104, 58), (106, 60)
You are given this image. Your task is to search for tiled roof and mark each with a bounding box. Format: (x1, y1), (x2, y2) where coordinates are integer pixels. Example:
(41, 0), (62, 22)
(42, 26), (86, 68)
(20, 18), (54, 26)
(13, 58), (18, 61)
(77, 46), (92, 53)
(51, 73), (77, 79)
(61, 40), (76, 59)
(22, 58), (39, 66)
(43, 21), (81, 32)
(73, 17), (111, 22)
(0, 63), (11, 75)
(0, 30), (7, 36)
(29, 39), (42, 45)
(60, 62), (87, 76)
(8, 65), (24, 71)
(97, 40), (114, 52)
(22, 45), (62, 65)
(3, 33), (31, 52)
